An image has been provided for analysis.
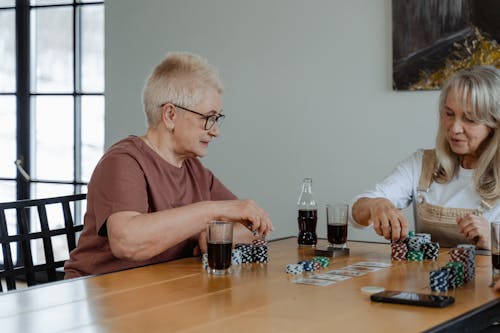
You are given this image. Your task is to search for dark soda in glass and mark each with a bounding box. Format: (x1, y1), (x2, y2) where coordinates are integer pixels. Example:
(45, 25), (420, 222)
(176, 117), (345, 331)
(298, 209), (317, 246)
(492, 253), (500, 270)
(208, 242), (232, 270)
(328, 224), (347, 245)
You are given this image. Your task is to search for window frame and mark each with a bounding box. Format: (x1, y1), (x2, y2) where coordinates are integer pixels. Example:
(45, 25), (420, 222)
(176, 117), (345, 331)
(0, 0), (105, 200)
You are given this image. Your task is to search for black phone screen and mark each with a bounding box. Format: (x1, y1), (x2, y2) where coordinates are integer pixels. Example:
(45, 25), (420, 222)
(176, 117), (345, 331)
(370, 290), (455, 308)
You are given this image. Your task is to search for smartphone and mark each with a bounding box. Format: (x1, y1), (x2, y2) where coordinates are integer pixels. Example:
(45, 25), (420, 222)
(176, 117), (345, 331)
(370, 290), (455, 308)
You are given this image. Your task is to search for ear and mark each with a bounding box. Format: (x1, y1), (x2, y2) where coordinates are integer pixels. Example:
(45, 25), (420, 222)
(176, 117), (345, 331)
(161, 103), (177, 129)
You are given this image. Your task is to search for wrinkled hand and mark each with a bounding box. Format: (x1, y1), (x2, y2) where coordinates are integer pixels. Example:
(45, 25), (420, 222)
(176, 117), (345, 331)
(456, 214), (490, 249)
(198, 230), (208, 254)
(215, 199), (274, 237)
(192, 231), (208, 256)
(369, 199), (409, 242)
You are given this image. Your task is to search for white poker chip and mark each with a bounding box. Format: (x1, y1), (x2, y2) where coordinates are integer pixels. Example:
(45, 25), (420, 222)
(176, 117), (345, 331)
(361, 286), (385, 294)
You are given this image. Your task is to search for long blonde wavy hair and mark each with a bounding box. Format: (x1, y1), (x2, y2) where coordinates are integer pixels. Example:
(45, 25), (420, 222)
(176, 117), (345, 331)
(434, 66), (500, 201)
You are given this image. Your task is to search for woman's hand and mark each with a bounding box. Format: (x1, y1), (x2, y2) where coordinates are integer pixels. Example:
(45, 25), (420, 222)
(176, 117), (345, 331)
(353, 197), (409, 242)
(456, 214), (491, 249)
(212, 199), (274, 237)
(195, 230), (208, 254)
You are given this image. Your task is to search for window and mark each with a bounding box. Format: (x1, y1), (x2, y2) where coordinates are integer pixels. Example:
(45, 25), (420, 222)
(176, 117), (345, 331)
(0, 0), (104, 269)
(0, 0), (105, 201)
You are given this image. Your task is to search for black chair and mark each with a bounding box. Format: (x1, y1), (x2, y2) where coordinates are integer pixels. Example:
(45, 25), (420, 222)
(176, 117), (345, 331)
(0, 193), (86, 292)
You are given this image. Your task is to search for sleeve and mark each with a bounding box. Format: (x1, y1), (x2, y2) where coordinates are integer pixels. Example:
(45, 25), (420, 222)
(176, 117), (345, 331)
(90, 152), (149, 235)
(349, 150), (423, 228)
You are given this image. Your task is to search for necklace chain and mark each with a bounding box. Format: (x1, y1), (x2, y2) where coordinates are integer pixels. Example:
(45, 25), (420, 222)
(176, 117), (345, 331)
(143, 136), (162, 156)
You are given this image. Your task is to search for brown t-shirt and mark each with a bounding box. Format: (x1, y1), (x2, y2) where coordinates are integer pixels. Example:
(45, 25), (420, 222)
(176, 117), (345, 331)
(64, 136), (236, 278)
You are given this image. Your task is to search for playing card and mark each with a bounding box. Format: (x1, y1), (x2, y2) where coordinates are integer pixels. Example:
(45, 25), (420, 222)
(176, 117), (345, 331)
(292, 278), (336, 286)
(310, 274), (351, 281)
(325, 269), (367, 277)
(355, 261), (392, 268)
(342, 265), (382, 272)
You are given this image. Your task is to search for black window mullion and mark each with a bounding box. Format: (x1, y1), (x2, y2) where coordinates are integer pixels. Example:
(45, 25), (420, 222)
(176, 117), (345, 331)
(73, 2), (82, 192)
(16, 0), (30, 201)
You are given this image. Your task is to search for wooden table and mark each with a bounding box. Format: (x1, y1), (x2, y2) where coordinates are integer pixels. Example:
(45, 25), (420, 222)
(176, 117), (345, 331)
(1, 237), (499, 333)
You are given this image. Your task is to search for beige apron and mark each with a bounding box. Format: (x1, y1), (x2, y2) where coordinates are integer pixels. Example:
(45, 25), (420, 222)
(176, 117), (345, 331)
(414, 149), (495, 248)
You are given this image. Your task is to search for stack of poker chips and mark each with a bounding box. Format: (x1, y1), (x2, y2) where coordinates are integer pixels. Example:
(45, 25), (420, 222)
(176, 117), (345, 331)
(202, 252), (244, 270)
(391, 232), (438, 261)
(422, 242), (440, 260)
(445, 261), (465, 287)
(407, 250), (424, 261)
(429, 268), (449, 292)
(407, 234), (427, 251)
(391, 241), (408, 261)
(312, 256), (330, 268)
(252, 244), (269, 263)
(235, 243), (254, 263)
(285, 256), (330, 274)
(428, 244), (476, 291)
(235, 239), (270, 263)
(231, 248), (243, 265)
(201, 240), (269, 270)
(450, 245), (475, 283)
(298, 260), (321, 272)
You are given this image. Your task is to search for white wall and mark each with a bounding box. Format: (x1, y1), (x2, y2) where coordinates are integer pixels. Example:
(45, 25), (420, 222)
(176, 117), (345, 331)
(105, 0), (439, 243)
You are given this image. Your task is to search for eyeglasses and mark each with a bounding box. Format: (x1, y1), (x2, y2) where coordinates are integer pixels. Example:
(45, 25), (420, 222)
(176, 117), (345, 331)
(170, 103), (225, 130)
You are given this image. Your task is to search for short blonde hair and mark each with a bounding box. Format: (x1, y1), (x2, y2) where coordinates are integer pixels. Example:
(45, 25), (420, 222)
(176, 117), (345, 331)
(434, 66), (500, 200)
(142, 52), (224, 127)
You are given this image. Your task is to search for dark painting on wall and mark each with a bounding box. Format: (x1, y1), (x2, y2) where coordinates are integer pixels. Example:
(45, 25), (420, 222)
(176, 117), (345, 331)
(392, 0), (500, 91)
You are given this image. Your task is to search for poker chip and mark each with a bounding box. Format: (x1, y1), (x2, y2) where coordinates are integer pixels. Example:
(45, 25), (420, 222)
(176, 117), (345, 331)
(414, 233), (431, 242)
(298, 260), (316, 272)
(285, 264), (304, 274)
(252, 239), (269, 246)
(361, 286), (385, 294)
(312, 256), (330, 267)
(311, 261), (321, 270)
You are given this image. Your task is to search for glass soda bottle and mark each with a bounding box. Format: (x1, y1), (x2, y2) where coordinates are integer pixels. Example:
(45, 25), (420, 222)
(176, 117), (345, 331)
(297, 178), (318, 246)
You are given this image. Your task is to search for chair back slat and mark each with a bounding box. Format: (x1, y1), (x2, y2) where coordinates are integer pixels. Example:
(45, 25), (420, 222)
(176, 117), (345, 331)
(62, 200), (77, 251)
(0, 193), (86, 292)
(17, 207), (36, 286)
(0, 209), (15, 291)
(37, 204), (57, 282)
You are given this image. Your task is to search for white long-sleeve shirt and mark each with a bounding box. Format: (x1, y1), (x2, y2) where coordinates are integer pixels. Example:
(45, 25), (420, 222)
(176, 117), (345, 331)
(351, 149), (500, 228)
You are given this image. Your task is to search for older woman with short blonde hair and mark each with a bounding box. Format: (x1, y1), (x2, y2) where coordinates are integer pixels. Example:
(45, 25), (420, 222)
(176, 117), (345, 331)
(65, 52), (273, 278)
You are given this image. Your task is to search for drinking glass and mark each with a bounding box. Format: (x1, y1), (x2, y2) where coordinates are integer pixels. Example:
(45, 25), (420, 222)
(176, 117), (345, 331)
(491, 222), (500, 285)
(326, 204), (349, 248)
(207, 221), (233, 275)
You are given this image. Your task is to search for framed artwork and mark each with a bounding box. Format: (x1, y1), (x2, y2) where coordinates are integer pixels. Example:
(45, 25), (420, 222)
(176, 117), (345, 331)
(392, 0), (500, 91)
